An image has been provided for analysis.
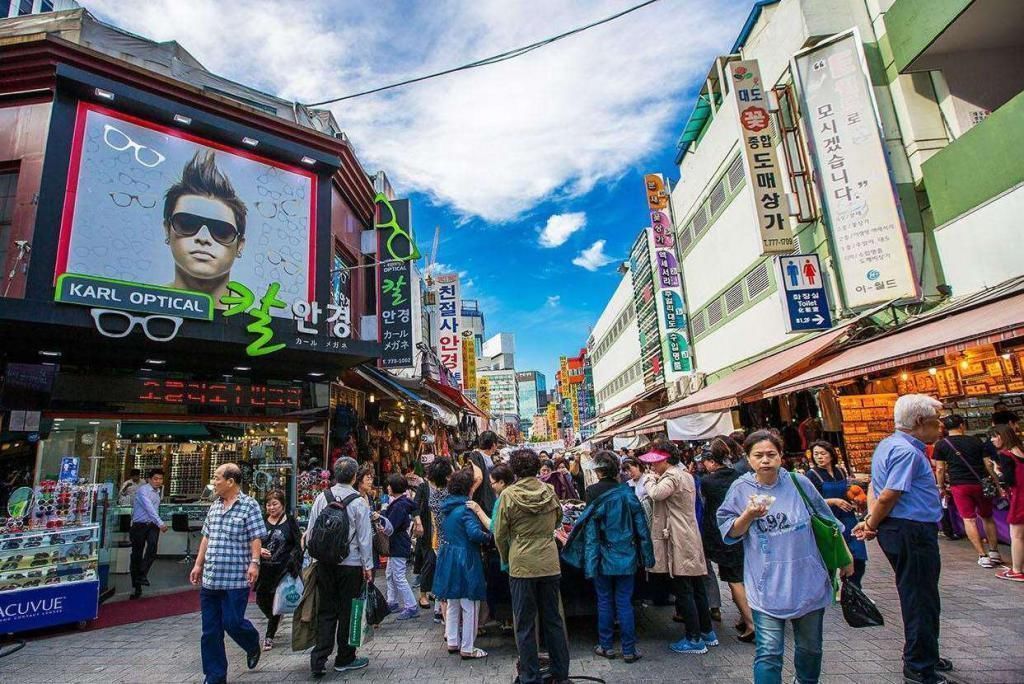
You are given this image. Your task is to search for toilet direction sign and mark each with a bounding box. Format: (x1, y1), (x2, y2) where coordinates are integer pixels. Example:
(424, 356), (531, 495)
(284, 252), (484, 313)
(775, 254), (833, 333)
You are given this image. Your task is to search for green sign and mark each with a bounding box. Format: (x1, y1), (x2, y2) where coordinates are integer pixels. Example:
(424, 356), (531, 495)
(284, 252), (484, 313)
(55, 273), (213, 320)
(374, 193), (420, 262)
(222, 281), (286, 356)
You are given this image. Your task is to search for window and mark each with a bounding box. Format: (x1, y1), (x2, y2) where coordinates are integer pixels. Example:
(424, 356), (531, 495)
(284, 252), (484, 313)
(691, 207), (709, 237)
(0, 168), (18, 285)
(17, 0), (31, 15)
(331, 247), (353, 310)
(677, 223), (694, 253)
(40, 0), (53, 11)
(706, 298), (724, 327)
(708, 178), (727, 216)
(724, 281), (744, 313)
(727, 155), (745, 191)
(745, 262), (771, 298)
(690, 311), (707, 338)
(0, 1), (11, 18)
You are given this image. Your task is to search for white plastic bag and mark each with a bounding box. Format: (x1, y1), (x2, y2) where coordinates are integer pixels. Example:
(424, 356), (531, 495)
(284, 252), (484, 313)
(272, 574), (304, 615)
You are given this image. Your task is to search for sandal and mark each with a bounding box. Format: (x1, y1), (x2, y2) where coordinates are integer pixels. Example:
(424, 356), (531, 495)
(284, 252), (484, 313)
(623, 652), (643, 664)
(460, 648), (488, 660)
(593, 645), (617, 659)
(736, 630), (755, 643)
(418, 598), (431, 609)
(447, 645), (459, 654)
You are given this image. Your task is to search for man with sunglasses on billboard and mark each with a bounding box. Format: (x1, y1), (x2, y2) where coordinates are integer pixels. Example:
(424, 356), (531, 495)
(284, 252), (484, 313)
(163, 150), (247, 307)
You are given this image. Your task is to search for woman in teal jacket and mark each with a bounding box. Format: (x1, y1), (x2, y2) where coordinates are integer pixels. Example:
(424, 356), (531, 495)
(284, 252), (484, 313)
(563, 451), (655, 662)
(432, 468), (491, 659)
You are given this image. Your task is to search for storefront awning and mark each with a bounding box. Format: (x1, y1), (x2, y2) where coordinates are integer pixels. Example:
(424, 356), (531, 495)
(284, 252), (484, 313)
(353, 366), (423, 405)
(665, 411), (734, 441)
(764, 290), (1024, 397)
(423, 379), (488, 418)
(662, 325), (853, 418)
(609, 412), (664, 438)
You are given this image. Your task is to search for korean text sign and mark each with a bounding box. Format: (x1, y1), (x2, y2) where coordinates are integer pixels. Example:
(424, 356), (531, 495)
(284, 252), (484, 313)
(378, 199), (414, 368)
(728, 60), (794, 255)
(793, 31), (918, 308)
(434, 274), (463, 390)
(774, 253), (833, 333)
(57, 103), (316, 316)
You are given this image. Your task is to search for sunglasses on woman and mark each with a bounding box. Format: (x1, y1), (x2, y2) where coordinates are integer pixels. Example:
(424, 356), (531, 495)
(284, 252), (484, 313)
(169, 212), (241, 246)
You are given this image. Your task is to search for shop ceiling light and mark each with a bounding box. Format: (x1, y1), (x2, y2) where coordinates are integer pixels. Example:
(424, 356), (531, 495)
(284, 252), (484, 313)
(234, 366), (251, 372)
(146, 358), (166, 365)
(88, 421), (100, 425)
(94, 88), (114, 101)
(368, 393), (376, 403)
(39, 350), (61, 357)
(173, 114), (192, 125)
(300, 156), (316, 166)
(400, 414), (405, 423)
(928, 367), (937, 375)
(308, 372), (325, 377)
(242, 136), (259, 147)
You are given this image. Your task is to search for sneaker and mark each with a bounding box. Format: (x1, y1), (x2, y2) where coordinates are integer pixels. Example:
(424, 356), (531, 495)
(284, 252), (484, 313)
(903, 667), (948, 683)
(334, 657), (369, 672)
(987, 550), (1004, 564)
(978, 555), (997, 568)
(669, 638), (707, 655)
(996, 568), (1024, 582)
(700, 630), (719, 647)
(387, 602), (400, 613)
(433, 611), (443, 623)
(623, 652), (642, 664)
(935, 658), (953, 672)
(396, 608), (419, 620)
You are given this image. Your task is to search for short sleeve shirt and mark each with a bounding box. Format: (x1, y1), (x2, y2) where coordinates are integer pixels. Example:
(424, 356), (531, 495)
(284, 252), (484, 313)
(932, 435), (988, 485)
(201, 493), (267, 590)
(870, 432), (942, 523)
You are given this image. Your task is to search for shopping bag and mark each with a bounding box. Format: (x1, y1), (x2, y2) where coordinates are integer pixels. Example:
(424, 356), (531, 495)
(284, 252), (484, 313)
(840, 578), (884, 628)
(272, 573), (304, 616)
(348, 589), (368, 643)
(365, 581), (391, 626)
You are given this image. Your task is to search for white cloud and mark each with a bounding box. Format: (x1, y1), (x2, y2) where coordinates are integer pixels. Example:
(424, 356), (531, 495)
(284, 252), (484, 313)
(538, 212), (586, 248)
(80, 0), (746, 222)
(572, 240), (614, 271)
(546, 295), (561, 307)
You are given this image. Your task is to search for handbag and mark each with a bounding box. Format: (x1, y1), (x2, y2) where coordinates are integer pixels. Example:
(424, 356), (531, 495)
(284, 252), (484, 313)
(373, 517), (391, 558)
(840, 578), (884, 628)
(942, 438), (1006, 508)
(272, 573), (304, 615)
(790, 472), (853, 574)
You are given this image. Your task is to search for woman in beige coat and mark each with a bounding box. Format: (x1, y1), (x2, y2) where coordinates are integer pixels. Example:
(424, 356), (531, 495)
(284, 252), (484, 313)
(640, 439), (716, 655)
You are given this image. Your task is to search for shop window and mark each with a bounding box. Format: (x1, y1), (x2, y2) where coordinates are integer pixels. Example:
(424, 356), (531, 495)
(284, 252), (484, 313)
(331, 248), (353, 310)
(0, 168), (18, 284)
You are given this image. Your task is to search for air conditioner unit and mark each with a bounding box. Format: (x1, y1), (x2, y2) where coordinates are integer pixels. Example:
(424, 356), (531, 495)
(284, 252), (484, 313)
(688, 372), (707, 395)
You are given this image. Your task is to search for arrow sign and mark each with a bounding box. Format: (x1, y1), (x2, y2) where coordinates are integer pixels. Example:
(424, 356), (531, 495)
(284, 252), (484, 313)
(774, 254), (833, 334)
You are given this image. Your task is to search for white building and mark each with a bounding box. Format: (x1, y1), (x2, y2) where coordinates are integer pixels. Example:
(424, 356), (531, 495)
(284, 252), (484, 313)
(587, 269), (645, 430)
(482, 332), (515, 370)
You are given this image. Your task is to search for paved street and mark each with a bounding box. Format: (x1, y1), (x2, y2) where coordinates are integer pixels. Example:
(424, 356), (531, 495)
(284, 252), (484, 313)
(4, 538), (1022, 684)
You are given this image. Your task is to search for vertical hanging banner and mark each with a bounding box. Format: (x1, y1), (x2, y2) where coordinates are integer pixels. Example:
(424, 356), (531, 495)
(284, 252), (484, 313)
(461, 331), (477, 397)
(377, 196), (415, 369)
(644, 173), (692, 377)
(433, 274), (463, 390)
(728, 60), (794, 254)
(793, 30), (918, 308)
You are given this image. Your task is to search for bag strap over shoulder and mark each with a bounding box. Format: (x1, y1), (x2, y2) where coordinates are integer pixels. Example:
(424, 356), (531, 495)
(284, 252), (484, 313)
(942, 438), (986, 482)
(790, 472), (815, 516)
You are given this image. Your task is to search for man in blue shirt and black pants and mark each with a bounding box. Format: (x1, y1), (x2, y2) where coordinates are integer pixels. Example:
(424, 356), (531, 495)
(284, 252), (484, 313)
(130, 468), (168, 600)
(854, 395), (952, 684)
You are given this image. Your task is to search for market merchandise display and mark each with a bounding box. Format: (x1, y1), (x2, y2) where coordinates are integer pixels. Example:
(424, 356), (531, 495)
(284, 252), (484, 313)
(837, 393), (898, 472)
(296, 468), (331, 526)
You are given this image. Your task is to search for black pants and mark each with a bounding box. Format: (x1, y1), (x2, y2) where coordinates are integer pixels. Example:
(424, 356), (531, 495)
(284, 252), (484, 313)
(671, 574), (712, 640)
(877, 518), (941, 678)
(509, 575), (570, 684)
(129, 523), (159, 589)
(310, 564), (364, 672)
(254, 564), (286, 639)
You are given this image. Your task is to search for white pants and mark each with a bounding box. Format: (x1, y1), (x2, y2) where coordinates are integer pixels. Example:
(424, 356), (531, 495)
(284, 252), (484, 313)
(385, 556), (417, 611)
(445, 598), (479, 653)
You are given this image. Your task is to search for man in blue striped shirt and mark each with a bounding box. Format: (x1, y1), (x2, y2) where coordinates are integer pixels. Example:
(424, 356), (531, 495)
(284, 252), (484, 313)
(190, 463), (266, 684)
(129, 468), (167, 600)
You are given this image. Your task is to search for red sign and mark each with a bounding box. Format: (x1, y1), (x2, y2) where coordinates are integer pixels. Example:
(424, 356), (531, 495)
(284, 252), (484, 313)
(740, 106), (770, 132)
(136, 380), (301, 409)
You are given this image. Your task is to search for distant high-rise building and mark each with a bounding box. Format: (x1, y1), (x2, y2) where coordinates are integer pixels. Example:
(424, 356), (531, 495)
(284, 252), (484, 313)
(482, 332), (515, 370)
(516, 371), (547, 424)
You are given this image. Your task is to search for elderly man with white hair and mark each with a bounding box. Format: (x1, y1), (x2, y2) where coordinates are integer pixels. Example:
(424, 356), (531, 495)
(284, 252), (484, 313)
(853, 394), (950, 684)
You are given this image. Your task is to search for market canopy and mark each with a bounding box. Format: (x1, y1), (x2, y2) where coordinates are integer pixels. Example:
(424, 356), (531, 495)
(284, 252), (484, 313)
(665, 411), (735, 441)
(764, 289), (1024, 397)
(661, 324), (852, 418)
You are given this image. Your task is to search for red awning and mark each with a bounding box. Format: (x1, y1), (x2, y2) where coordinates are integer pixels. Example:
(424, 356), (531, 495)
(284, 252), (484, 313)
(764, 291), (1024, 397)
(423, 379), (488, 418)
(661, 325), (852, 418)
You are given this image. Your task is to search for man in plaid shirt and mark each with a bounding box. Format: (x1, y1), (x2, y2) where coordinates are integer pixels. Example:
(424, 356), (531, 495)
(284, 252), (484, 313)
(190, 463), (267, 684)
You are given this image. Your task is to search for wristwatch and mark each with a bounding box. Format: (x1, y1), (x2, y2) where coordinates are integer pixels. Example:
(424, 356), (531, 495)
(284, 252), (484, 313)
(250, 559), (261, 566)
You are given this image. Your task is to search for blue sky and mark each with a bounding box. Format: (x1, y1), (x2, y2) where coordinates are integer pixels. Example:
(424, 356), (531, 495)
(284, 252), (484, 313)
(85, 0), (754, 382)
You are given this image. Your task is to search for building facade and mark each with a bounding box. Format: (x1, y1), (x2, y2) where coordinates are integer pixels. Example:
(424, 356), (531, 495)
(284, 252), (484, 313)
(588, 268), (645, 428)
(516, 370), (546, 425)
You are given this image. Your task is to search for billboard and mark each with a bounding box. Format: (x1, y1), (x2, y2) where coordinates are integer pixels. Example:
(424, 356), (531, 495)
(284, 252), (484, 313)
(434, 274), (463, 389)
(377, 197), (415, 369)
(56, 104), (316, 316)
(793, 31), (919, 308)
(728, 60), (794, 255)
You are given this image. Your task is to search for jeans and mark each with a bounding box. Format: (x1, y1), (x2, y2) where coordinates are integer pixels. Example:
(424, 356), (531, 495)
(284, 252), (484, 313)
(752, 608), (824, 684)
(310, 564), (365, 672)
(672, 575), (712, 640)
(509, 575), (570, 684)
(594, 574), (636, 655)
(877, 518), (941, 678)
(129, 523), (159, 589)
(702, 558), (722, 610)
(445, 598), (479, 653)
(199, 587), (260, 684)
(385, 556), (416, 611)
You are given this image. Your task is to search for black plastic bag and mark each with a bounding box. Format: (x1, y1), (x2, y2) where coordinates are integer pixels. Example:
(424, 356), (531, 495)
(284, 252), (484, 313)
(364, 581), (391, 626)
(840, 579), (884, 628)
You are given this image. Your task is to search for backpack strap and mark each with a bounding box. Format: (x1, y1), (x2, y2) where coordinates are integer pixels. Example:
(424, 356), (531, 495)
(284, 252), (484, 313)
(324, 488), (336, 505)
(339, 493), (361, 507)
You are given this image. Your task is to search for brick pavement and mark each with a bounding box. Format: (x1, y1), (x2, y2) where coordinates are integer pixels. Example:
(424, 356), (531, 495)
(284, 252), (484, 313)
(3, 538), (1022, 683)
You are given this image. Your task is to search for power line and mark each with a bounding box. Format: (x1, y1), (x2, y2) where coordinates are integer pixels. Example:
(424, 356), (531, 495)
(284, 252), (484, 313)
(306, 0), (664, 107)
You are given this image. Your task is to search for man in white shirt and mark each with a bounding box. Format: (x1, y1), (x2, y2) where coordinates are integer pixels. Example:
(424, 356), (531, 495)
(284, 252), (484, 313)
(119, 469), (143, 505)
(305, 457), (373, 677)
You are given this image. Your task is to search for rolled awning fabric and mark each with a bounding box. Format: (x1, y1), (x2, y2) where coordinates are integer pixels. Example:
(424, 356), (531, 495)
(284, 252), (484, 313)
(665, 411), (734, 441)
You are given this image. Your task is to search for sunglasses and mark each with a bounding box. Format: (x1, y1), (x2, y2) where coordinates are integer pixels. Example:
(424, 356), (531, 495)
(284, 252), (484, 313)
(169, 212), (241, 246)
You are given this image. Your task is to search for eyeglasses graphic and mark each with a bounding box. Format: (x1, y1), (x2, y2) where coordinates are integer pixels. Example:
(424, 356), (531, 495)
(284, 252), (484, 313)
(169, 212), (241, 246)
(267, 250), (302, 276)
(255, 199), (300, 219)
(90, 308), (183, 343)
(110, 192), (157, 209)
(103, 124), (166, 168)
(374, 193), (420, 262)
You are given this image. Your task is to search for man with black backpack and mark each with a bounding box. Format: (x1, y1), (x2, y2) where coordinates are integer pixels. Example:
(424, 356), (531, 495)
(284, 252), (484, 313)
(305, 456), (373, 677)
